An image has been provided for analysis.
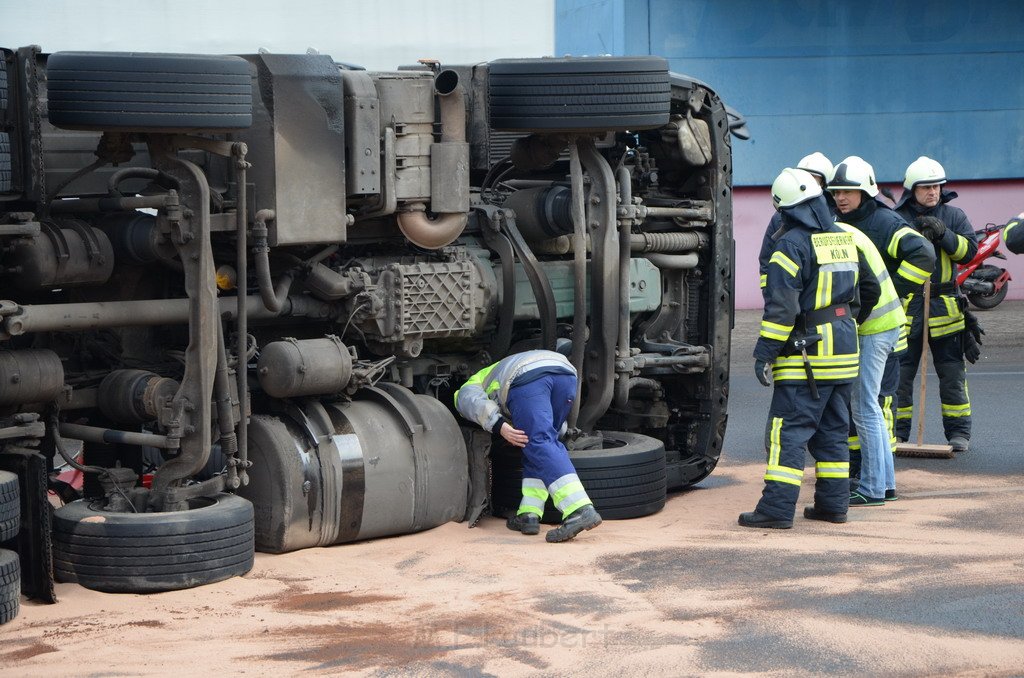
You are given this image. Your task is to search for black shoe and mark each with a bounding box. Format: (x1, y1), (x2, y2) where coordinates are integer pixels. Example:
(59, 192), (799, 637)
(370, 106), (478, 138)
(884, 489), (898, 502)
(737, 511), (793, 529)
(506, 512), (540, 535)
(949, 436), (969, 453)
(849, 492), (885, 507)
(803, 506), (848, 523)
(545, 505), (602, 542)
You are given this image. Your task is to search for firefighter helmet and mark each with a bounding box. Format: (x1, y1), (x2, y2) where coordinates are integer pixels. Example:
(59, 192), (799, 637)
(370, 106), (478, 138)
(903, 156), (947, 190)
(771, 168), (823, 209)
(828, 156), (879, 197)
(796, 152), (834, 183)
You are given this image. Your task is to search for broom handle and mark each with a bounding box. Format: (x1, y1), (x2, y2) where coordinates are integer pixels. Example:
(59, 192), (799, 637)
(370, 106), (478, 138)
(916, 278), (932, 447)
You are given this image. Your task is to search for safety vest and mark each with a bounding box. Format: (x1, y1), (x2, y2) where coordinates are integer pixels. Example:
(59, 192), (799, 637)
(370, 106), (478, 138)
(834, 222), (906, 336)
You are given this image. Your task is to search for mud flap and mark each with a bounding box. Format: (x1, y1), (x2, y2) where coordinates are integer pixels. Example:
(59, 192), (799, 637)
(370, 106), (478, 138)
(0, 450), (56, 603)
(463, 428), (492, 527)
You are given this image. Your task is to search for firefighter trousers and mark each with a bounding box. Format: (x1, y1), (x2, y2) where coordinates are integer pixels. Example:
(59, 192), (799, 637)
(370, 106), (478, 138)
(756, 382), (851, 521)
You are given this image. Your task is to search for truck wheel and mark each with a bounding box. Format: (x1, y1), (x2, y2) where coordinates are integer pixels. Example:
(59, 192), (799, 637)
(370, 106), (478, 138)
(0, 133), (11, 194)
(0, 549), (19, 625)
(53, 493), (254, 593)
(46, 51), (253, 132)
(488, 56), (671, 133)
(0, 470), (18, 543)
(491, 431), (667, 522)
(0, 56), (7, 113)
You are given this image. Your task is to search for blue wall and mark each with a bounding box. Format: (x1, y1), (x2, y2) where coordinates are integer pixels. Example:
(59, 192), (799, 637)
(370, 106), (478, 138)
(556, 0), (1024, 186)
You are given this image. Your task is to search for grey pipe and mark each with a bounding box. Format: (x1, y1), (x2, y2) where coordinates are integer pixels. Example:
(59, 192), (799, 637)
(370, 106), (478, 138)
(396, 206), (468, 249)
(436, 70), (466, 143)
(48, 194), (170, 214)
(644, 253), (699, 270)
(251, 209), (289, 313)
(233, 143), (250, 488)
(630, 232), (705, 253)
(395, 71), (469, 249)
(3, 293), (328, 336)
(643, 205), (713, 220)
(214, 322), (239, 488)
(107, 167), (172, 194)
(59, 422), (180, 450)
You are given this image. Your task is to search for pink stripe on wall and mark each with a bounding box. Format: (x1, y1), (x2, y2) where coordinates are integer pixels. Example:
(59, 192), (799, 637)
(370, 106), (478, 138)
(732, 180), (1024, 311)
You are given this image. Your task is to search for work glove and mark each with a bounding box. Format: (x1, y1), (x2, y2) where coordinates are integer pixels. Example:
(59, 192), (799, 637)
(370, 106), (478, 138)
(754, 359), (773, 387)
(964, 309), (985, 346)
(914, 215), (946, 241)
(963, 330), (981, 364)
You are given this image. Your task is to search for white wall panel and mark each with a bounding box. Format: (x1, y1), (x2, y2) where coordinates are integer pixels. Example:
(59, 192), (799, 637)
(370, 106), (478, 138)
(0, 0), (554, 69)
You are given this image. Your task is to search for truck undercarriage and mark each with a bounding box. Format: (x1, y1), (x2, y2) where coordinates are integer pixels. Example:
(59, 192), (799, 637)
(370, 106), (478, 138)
(0, 46), (734, 602)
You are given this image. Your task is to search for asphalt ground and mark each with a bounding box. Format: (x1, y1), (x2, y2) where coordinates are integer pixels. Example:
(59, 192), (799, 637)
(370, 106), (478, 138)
(3, 303), (1022, 677)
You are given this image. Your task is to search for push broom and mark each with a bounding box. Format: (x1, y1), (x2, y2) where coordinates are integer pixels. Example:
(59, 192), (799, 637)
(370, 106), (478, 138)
(895, 278), (955, 458)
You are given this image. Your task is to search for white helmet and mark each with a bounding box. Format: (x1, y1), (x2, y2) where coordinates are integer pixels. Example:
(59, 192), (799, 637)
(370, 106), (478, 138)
(771, 168), (823, 209)
(904, 156), (946, 190)
(796, 152), (834, 183)
(828, 156), (879, 197)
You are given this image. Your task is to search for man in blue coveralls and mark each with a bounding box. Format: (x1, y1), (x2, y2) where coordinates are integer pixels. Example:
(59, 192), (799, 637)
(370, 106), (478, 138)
(455, 349), (602, 542)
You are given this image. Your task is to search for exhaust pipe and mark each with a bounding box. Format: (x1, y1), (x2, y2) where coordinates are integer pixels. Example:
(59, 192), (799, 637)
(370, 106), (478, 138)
(396, 69), (469, 249)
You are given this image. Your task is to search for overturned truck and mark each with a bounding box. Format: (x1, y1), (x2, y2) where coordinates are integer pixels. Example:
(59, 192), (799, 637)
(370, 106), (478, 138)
(0, 46), (735, 598)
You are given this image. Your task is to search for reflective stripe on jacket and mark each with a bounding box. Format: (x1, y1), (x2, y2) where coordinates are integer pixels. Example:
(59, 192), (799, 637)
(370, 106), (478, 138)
(1005, 217), (1024, 255)
(755, 198), (864, 384)
(895, 189), (979, 338)
(838, 197), (934, 352)
(834, 222), (907, 336)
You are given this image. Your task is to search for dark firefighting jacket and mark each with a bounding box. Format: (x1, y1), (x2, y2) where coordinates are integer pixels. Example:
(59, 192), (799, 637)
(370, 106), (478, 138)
(895, 189), (978, 338)
(755, 196), (878, 384)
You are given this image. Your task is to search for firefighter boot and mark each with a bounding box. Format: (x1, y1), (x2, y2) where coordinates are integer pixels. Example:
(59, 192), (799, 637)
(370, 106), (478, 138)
(803, 505), (848, 523)
(506, 512), (540, 535)
(545, 505), (602, 542)
(738, 511), (793, 529)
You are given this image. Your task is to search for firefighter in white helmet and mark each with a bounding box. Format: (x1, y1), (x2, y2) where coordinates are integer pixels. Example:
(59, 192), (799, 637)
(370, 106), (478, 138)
(758, 152), (836, 299)
(826, 156), (935, 505)
(893, 157), (979, 452)
(740, 168), (880, 529)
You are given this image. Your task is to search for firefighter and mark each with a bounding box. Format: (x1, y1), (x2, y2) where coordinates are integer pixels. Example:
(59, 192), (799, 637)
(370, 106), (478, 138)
(1004, 212), (1024, 254)
(827, 156), (935, 504)
(833, 221), (907, 506)
(894, 157), (979, 452)
(454, 349), (601, 542)
(740, 168), (879, 529)
(758, 152), (835, 299)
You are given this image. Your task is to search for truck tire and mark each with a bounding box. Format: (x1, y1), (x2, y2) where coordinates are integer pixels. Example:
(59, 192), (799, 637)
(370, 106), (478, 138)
(491, 431), (667, 522)
(488, 56), (671, 133)
(0, 56), (7, 113)
(0, 133), (11, 194)
(46, 52), (253, 132)
(53, 493), (254, 593)
(0, 470), (18, 543)
(0, 548), (19, 625)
